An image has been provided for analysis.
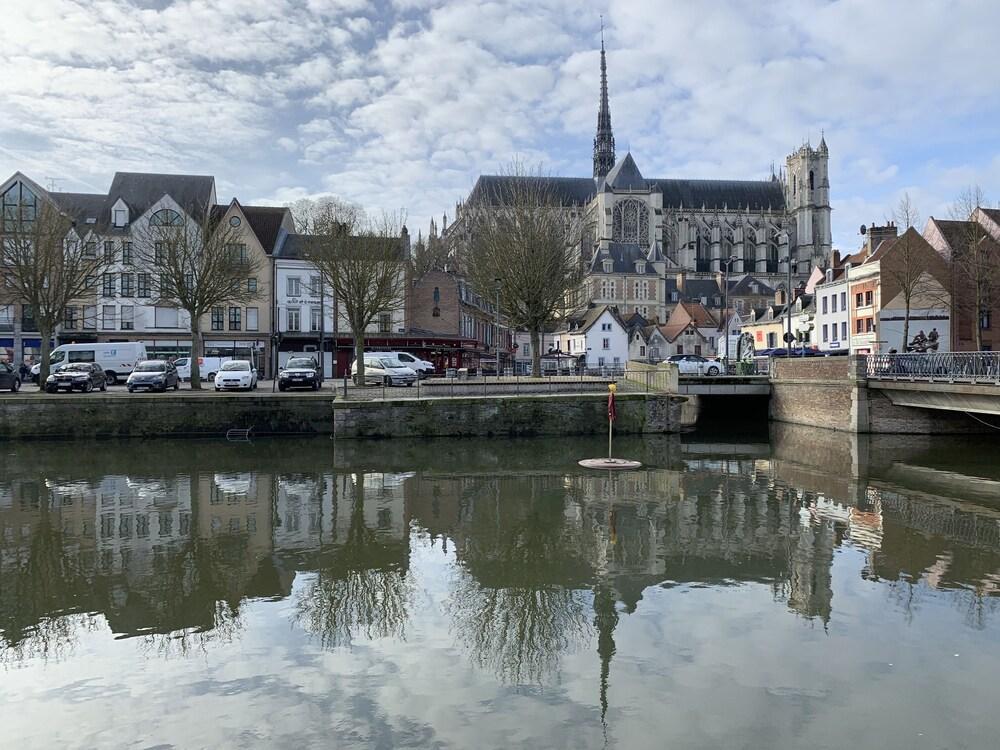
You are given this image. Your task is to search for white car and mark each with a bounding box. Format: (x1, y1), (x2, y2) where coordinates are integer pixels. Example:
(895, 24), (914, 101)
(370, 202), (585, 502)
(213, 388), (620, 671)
(351, 355), (417, 386)
(214, 360), (258, 391)
(662, 354), (722, 376)
(383, 351), (435, 377)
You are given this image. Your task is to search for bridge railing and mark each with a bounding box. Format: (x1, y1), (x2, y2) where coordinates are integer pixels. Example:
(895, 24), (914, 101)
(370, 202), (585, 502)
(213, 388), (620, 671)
(867, 352), (1000, 383)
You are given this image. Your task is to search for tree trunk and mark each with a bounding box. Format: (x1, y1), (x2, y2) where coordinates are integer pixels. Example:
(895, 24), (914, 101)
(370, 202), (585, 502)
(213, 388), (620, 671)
(38, 323), (52, 388)
(190, 316), (204, 390)
(353, 332), (366, 386)
(902, 299), (910, 353)
(530, 327), (541, 377)
(975, 277), (984, 352)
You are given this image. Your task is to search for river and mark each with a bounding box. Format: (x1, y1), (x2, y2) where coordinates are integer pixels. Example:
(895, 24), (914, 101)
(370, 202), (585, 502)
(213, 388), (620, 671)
(2, 426), (999, 749)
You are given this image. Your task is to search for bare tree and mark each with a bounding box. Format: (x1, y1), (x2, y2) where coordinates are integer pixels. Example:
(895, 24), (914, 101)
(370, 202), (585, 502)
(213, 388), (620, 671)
(949, 186), (998, 351)
(284, 195), (361, 235)
(132, 208), (261, 388)
(885, 193), (935, 350)
(466, 162), (589, 376)
(0, 200), (107, 384)
(304, 209), (408, 386)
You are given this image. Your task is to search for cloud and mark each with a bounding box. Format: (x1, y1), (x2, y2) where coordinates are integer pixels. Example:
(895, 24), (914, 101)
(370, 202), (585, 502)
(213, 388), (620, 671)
(1, 0), (998, 251)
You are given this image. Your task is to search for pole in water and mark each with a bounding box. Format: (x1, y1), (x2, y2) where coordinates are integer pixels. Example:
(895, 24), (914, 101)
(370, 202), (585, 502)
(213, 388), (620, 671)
(580, 381), (641, 470)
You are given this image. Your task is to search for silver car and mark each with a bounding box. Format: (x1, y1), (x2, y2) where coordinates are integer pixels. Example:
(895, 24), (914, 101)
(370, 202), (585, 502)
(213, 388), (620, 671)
(351, 356), (417, 386)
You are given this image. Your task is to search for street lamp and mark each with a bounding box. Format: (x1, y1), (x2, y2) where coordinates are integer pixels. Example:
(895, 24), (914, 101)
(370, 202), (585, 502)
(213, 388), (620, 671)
(495, 278), (501, 378)
(722, 254), (737, 372)
(779, 255), (794, 355)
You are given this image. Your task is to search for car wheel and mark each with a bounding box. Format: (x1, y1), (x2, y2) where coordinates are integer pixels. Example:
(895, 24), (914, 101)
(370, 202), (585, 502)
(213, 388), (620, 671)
(105, 371), (116, 385)
(278, 384), (286, 391)
(128, 387), (134, 393)
(707, 366), (720, 376)
(12, 379), (20, 393)
(207, 372), (216, 381)
(84, 381), (94, 393)
(45, 386), (56, 394)
(406, 381), (413, 387)
(215, 386), (220, 392)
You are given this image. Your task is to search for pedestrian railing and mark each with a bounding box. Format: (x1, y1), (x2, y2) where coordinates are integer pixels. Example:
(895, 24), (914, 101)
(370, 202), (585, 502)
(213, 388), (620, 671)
(867, 352), (1000, 384)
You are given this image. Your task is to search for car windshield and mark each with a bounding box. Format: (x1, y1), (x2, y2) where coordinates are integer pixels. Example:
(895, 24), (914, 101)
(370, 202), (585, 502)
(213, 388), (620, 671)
(174, 358), (188, 367)
(221, 361), (250, 372)
(134, 362), (165, 372)
(286, 359), (314, 369)
(61, 363), (91, 372)
(667, 355), (684, 361)
(379, 359), (402, 369)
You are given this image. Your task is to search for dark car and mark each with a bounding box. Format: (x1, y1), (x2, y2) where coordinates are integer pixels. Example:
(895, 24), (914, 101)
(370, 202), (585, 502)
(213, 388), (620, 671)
(127, 360), (180, 393)
(44, 362), (107, 393)
(0, 362), (21, 393)
(278, 357), (321, 391)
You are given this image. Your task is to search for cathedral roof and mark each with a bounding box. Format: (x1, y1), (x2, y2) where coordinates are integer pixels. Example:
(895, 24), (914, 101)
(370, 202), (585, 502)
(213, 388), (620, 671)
(590, 243), (662, 274)
(603, 153), (646, 190)
(468, 175), (597, 206)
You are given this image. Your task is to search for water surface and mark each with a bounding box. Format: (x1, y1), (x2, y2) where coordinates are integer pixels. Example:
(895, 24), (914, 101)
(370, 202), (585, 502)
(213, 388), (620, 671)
(2, 427), (1000, 749)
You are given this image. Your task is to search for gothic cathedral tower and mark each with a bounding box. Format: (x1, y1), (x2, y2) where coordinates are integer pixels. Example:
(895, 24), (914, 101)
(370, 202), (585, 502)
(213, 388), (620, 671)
(784, 135), (832, 271)
(593, 32), (616, 180)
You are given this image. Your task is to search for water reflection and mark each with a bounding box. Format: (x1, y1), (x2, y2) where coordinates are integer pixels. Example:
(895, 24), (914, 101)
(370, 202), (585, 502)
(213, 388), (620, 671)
(2, 429), (1000, 746)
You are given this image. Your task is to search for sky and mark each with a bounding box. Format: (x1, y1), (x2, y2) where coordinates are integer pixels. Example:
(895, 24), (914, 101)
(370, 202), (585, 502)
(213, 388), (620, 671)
(2, 0), (999, 252)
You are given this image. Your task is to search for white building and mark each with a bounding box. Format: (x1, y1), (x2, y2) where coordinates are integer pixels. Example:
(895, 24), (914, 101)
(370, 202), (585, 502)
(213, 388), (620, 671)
(551, 304), (629, 370)
(813, 268), (851, 353)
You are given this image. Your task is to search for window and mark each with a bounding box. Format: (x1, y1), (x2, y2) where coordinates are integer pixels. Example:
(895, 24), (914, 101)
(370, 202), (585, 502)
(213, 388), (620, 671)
(103, 241), (114, 263)
(287, 277), (301, 297)
(85, 275), (96, 290)
(831, 323), (838, 341)
(211, 307), (224, 331)
(155, 242), (166, 265)
(840, 291), (846, 310)
(822, 324), (828, 342)
(841, 321), (847, 340)
(598, 356), (606, 367)
(2, 182), (37, 229)
(980, 309), (992, 330)
(120, 273), (134, 297)
(856, 319), (863, 334)
(102, 273), (115, 297)
(82, 242), (96, 259)
(114, 208), (127, 227)
(120, 305), (134, 330)
(612, 198), (650, 243)
(865, 290), (873, 307)
(149, 209), (183, 226)
(855, 293), (863, 308)
(64, 306), (78, 330)
(602, 337), (610, 350)
(154, 306), (179, 328)
(227, 243), (249, 265)
(247, 277), (257, 293)
(640, 345), (646, 356)
(287, 307), (300, 332)
(137, 273), (151, 298)
(866, 318), (874, 333)
(831, 296), (837, 313)
(122, 241), (133, 264)
(184, 273), (194, 291)
(310, 307), (321, 332)
(102, 305), (116, 330)
(246, 307), (258, 331)
(83, 305), (97, 330)
(310, 275), (321, 295)
(379, 312), (391, 333)
(229, 306), (241, 331)
(159, 274), (170, 296)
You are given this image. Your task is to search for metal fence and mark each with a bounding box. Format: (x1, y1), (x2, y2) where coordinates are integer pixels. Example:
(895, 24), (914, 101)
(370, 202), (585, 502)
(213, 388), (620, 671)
(867, 352), (1000, 383)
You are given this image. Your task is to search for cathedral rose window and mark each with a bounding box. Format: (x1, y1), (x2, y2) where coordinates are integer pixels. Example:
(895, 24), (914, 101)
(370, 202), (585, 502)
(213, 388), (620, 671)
(612, 198), (648, 243)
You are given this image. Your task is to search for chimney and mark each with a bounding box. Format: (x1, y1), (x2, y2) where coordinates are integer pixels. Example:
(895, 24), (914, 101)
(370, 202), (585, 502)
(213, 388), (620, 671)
(866, 222), (898, 255)
(832, 249), (842, 267)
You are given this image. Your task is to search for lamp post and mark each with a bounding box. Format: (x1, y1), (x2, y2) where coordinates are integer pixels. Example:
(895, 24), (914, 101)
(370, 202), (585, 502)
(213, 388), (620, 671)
(780, 255), (794, 355)
(494, 278), (501, 378)
(722, 255), (737, 372)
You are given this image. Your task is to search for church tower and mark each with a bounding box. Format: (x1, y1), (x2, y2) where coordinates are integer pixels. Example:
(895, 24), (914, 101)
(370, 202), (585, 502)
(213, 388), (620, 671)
(785, 135), (832, 271)
(593, 31), (616, 180)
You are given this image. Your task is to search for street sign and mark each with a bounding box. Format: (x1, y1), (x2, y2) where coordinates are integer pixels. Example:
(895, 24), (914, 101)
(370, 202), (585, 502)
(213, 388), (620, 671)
(783, 332), (796, 343)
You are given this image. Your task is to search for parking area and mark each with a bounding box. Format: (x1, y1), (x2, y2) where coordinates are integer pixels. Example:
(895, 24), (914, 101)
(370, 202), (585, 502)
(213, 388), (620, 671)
(0, 379), (344, 398)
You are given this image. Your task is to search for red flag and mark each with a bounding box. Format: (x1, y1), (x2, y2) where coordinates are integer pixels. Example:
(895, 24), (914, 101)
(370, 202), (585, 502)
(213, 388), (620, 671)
(608, 390), (616, 422)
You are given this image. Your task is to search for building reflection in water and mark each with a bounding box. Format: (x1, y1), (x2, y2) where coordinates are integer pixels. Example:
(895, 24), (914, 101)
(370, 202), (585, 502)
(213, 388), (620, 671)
(2, 431), (1000, 691)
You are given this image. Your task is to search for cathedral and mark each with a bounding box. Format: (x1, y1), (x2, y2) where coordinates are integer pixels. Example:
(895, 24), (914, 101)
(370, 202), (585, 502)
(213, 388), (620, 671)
(453, 38), (833, 323)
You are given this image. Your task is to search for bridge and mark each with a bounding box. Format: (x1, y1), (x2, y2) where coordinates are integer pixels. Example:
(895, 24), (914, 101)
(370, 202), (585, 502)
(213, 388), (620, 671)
(865, 352), (1000, 417)
(675, 375), (770, 396)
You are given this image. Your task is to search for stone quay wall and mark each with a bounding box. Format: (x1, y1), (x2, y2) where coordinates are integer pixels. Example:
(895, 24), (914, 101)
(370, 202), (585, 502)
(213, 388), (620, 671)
(0, 393), (333, 441)
(332, 392), (683, 439)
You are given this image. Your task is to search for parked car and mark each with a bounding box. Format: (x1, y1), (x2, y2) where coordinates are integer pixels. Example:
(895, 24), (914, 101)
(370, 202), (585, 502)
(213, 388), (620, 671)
(662, 354), (721, 376)
(382, 351), (435, 377)
(278, 357), (321, 391)
(44, 362), (107, 393)
(214, 360), (258, 391)
(127, 360), (180, 393)
(30, 342), (146, 384)
(351, 356), (417, 386)
(0, 362), (21, 392)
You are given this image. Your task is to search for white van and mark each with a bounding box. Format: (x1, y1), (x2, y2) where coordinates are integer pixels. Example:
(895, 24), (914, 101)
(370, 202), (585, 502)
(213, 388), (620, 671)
(174, 356), (233, 382)
(380, 351), (435, 377)
(31, 342), (147, 384)
(351, 354), (417, 386)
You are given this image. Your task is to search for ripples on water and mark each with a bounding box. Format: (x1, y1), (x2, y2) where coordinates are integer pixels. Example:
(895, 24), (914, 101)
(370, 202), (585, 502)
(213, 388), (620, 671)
(1, 426), (999, 749)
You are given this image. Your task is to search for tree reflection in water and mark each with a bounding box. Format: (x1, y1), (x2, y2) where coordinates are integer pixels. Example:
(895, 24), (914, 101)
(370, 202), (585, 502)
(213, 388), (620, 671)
(294, 473), (412, 649)
(446, 477), (597, 685)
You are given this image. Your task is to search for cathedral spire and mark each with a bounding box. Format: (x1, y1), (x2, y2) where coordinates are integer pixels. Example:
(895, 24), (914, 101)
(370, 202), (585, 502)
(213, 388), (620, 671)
(593, 18), (616, 180)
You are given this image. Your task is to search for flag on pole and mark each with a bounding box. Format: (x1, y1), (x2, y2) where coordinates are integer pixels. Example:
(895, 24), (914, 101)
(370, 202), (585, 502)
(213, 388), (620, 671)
(607, 389), (616, 422)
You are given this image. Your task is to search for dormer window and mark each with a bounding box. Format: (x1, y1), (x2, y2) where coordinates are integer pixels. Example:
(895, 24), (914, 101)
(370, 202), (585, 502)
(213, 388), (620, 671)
(635, 260), (646, 273)
(603, 260), (613, 273)
(825, 269), (833, 283)
(113, 209), (128, 227)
